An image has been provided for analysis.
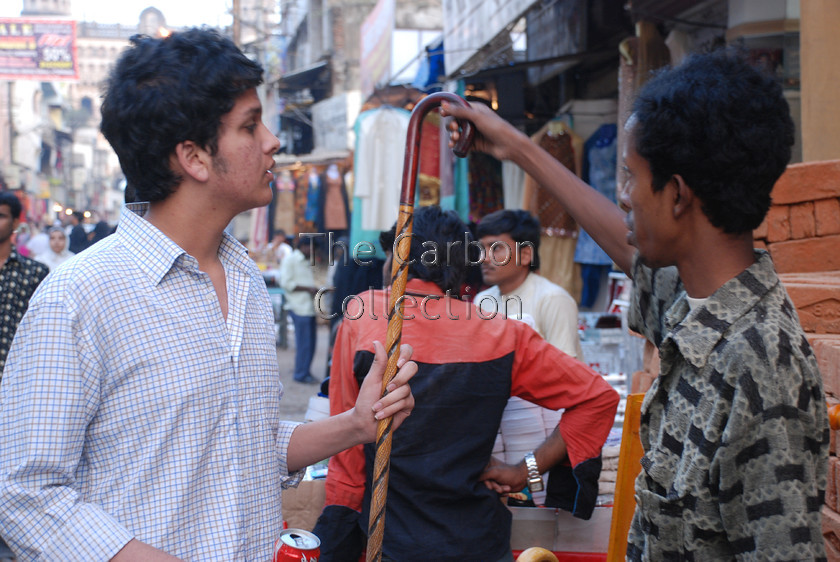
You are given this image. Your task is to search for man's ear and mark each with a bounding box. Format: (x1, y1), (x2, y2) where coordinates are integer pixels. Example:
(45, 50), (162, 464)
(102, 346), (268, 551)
(174, 140), (210, 182)
(671, 174), (695, 219)
(518, 242), (533, 269)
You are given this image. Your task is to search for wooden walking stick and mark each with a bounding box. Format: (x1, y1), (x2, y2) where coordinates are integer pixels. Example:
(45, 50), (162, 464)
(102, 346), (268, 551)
(365, 91), (474, 562)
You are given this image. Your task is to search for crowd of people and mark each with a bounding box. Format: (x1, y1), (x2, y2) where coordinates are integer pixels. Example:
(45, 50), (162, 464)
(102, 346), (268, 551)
(9, 211), (114, 266)
(0, 26), (829, 562)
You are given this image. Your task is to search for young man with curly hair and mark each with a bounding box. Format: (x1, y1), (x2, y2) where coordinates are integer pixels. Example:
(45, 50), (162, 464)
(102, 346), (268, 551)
(0, 28), (416, 561)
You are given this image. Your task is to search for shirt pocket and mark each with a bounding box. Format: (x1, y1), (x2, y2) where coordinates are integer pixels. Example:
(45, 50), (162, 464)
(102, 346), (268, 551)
(635, 487), (687, 560)
(636, 444), (691, 559)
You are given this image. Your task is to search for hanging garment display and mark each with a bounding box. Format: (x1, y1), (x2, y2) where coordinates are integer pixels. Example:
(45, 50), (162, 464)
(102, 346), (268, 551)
(528, 121), (580, 237)
(575, 123), (618, 308)
(320, 163), (350, 234)
(304, 168), (321, 223)
(273, 169), (296, 234)
(354, 107), (410, 231)
(417, 113), (442, 207)
(502, 161), (525, 211)
(522, 120), (584, 301)
(468, 152), (504, 223)
(351, 107), (412, 258)
(294, 168), (317, 236)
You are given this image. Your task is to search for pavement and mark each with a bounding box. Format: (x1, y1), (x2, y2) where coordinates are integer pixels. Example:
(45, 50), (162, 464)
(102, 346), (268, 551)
(277, 319), (332, 422)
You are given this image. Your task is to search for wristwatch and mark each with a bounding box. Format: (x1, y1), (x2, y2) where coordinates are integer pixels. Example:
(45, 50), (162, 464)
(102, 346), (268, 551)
(524, 451), (543, 493)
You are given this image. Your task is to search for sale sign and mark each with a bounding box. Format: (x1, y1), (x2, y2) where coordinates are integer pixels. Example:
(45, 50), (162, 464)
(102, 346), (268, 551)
(0, 18), (78, 81)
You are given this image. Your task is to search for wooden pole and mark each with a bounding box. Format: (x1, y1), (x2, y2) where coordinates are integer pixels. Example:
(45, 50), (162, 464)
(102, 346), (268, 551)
(365, 91), (473, 561)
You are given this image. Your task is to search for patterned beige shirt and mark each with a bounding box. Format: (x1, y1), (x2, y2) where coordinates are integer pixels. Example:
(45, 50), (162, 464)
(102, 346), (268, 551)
(626, 250), (828, 561)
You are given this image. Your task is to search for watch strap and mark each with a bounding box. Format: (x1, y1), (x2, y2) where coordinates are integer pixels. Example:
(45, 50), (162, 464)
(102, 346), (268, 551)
(524, 451), (544, 493)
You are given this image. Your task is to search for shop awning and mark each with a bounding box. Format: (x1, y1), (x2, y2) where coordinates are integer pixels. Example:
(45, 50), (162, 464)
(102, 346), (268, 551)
(455, 47), (616, 81)
(275, 60), (330, 92)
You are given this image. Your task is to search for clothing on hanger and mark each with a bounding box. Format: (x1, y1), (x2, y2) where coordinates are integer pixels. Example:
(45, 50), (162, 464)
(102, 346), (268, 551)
(350, 107), (412, 259)
(304, 168), (321, 223)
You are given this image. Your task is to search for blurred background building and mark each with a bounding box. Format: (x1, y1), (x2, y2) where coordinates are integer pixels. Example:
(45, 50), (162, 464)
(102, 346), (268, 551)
(1, 0), (838, 245)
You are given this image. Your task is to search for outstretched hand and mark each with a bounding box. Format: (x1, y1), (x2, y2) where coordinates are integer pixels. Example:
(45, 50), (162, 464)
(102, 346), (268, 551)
(353, 341), (417, 442)
(479, 456), (528, 495)
(440, 101), (529, 162)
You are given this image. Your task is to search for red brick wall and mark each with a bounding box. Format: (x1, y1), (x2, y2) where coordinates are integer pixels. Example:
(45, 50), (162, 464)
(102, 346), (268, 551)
(755, 160), (840, 274)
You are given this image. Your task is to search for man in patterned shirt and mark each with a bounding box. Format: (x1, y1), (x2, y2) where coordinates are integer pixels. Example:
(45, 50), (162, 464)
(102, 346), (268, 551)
(443, 49), (828, 559)
(0, 192), (48, 376)
(0, 191), (48, 560)
(0, 29), (416, 561)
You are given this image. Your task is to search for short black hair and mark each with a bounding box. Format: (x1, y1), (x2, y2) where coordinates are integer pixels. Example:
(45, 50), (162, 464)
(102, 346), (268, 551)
(632, 48), (794, 233)
(100, 28), (263, 203)
(0, 192), (22, 220)
(379, 205), (469, 295)
(475, 209), (540, 270)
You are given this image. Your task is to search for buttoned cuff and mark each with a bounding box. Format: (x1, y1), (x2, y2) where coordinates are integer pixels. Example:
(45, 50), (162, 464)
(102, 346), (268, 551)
(277, 420), (306, 488)
(43, 503), (134, 561)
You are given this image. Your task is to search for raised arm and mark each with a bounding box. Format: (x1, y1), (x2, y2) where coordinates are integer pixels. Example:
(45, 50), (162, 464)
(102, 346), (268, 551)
(440, 101), (634, 275)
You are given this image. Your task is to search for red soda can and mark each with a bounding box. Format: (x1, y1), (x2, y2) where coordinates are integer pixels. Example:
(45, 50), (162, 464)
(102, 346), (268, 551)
(273, 528), (321, 562)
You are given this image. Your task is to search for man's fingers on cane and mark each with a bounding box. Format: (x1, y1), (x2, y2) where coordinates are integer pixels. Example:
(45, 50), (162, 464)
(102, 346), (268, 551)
(396, 343), (413, 368)
(374, 385), (414, 420)
(387, 359), (417, 393)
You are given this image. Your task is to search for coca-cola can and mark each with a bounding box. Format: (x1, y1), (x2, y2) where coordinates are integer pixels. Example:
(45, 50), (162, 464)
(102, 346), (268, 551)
(273, 528), (321, 562)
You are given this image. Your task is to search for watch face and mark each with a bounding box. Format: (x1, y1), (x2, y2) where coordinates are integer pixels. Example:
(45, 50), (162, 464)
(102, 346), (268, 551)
(529, 479), (544, 493)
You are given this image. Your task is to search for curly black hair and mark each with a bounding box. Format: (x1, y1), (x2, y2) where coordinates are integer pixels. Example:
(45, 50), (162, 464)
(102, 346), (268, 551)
(632, 48), (794, 233)
(0, 192), (22, 220)
(100, 28), (263, 203)
(475, 209), (540, 270)
(379, 205), (471, 295)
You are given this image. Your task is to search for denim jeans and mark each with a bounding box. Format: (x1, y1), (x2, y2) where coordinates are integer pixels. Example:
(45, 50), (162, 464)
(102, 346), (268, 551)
(289, 311), (317, 381)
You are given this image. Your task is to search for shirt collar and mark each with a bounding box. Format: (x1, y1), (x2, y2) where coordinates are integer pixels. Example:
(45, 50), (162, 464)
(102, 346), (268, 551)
(404, 278), (447, 297)
(116, 202), (252, 286)
(665, 250), (779, 369)
(5, 246), (21, 264)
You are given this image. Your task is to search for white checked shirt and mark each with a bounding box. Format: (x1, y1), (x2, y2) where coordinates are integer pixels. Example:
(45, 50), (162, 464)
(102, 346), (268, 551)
(0, 204), (303, 561)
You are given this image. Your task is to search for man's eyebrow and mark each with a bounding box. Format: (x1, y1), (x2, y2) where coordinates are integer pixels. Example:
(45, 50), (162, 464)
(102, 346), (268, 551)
(241, 106), (262, 121)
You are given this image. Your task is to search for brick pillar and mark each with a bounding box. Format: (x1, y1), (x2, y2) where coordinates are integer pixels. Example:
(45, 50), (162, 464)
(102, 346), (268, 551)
(801, 0), (840, 162)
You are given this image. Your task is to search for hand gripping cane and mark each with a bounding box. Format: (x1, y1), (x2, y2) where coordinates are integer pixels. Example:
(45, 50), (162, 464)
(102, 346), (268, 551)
(365, 91), (474, 562)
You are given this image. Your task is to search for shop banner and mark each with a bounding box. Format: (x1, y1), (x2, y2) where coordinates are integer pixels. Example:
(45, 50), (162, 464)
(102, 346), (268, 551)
(359, 0), (394, 99)
(0, 18), (78, 81)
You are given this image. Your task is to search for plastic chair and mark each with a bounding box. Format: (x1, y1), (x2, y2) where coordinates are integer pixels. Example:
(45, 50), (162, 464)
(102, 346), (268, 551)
(606, 393), (645, 561)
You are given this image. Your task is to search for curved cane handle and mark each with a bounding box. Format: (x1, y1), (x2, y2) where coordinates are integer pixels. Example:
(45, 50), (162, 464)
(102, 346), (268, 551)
(409, 91), (474, 158)
(438, 93), (475, 158)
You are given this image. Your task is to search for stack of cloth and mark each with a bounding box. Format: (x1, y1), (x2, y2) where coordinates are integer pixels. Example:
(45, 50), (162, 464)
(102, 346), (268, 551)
(598, 427), (623, 498)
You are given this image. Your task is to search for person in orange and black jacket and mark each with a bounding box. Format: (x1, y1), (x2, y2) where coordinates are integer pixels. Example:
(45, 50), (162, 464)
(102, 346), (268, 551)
(313, 205), (619, 562)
